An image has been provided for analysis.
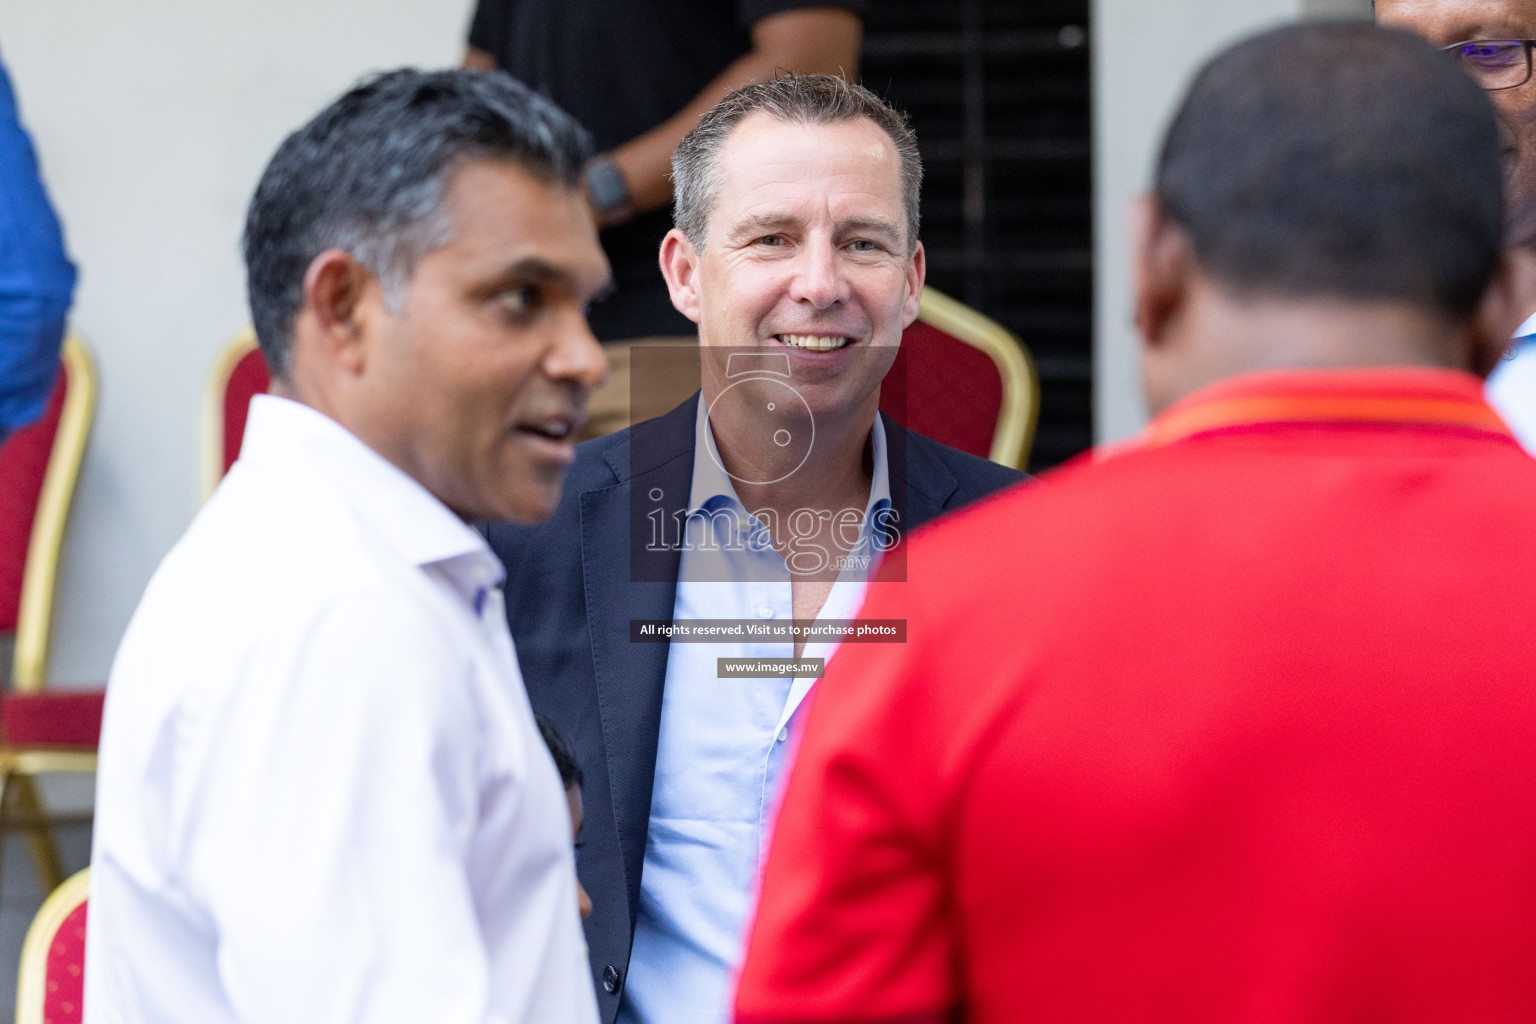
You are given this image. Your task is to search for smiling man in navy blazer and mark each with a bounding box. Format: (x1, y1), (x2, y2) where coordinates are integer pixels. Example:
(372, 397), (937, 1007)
(486, 74), (1023, 1024)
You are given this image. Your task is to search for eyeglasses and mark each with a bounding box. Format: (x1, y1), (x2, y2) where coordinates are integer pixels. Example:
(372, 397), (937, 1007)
(1442, 39), (1536, 91)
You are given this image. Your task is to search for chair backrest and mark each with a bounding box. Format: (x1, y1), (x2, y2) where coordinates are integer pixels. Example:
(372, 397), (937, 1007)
(0, 336), (96, 692)
(15, 867), (89, 1024)
(879, 287), (1039, 469)
(201, 327), (270, 501)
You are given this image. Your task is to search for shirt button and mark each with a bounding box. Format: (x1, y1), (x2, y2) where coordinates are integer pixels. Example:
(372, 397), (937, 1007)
(758, 604), (775, 619)
(777, 727), (788, 743)
(603, 964), (622, 993)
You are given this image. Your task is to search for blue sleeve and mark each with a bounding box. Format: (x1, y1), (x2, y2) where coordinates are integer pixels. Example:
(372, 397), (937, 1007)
(0, 50), (76, 436)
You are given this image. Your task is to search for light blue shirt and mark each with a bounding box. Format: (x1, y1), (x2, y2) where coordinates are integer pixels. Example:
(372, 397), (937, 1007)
(0, 50), (76, 438)
(1487, 310), (1536, 455)
(617, 401), (893, 1024)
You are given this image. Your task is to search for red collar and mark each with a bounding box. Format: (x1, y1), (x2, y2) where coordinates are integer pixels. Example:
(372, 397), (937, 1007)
(1130, 368), (1513, 451)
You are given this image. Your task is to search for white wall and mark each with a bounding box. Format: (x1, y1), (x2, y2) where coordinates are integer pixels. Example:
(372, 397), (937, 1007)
(0, 0), (474, 687)
(1091, 0), (1372, 443)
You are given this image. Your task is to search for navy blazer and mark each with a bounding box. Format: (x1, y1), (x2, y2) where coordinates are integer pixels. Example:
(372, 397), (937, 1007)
(486, 393), (1024, 1022)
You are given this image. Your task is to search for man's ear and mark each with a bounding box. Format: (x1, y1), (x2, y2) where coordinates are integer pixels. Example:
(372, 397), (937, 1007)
(659, 228), (704, 325)
(1468, 246), (1536, 378)
(901, 241), (926, 329)
(296, 248), (374, 376)
(1131, 194), (1195, 351)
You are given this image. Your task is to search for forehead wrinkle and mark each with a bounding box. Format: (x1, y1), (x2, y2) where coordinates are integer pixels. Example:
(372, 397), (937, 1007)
(1380, 0), (1535, 40)
(708, 119), (907, 249)
(722, 163), (899, 204)
(725, 180), (903, 225)
(1450, 18), (1533, 37)
(714, 123), (901, 194)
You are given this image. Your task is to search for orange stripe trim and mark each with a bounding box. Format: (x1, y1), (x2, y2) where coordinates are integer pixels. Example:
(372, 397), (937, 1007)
(1144, 393), (1512, 448)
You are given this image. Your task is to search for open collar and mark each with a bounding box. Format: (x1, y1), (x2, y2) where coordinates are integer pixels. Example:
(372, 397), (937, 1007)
(238, 395), (503, 601)
(686, 397), (891, 527)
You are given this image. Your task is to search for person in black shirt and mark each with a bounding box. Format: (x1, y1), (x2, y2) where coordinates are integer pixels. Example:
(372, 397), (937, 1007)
(465, 0), (863, 438)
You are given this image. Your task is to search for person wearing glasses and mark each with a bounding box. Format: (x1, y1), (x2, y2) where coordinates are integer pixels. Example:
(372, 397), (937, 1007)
(1378, 0), (1536, 451)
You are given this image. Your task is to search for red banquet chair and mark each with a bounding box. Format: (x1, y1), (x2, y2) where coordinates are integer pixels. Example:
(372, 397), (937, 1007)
(15, 867), (89, 1024)
(0, 335), (102, 896)
(202, 327), (270, 499)
(881, 287), (1039, 470)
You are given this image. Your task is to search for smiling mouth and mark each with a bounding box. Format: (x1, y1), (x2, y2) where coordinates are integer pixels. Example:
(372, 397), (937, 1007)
(776, 333), (854, 352)
(517, 417), (578, 442)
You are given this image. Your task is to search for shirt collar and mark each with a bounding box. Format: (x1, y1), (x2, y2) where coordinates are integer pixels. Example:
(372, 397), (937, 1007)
(687, 397), (891, 525)
(1514, 310), (1536, 341)
(1129, 367), (1512, 452)
(237, 395), (504, 599)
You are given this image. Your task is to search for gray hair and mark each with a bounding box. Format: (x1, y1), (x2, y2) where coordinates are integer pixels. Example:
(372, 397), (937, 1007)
(243, 69), (593, 378)
(671, 74), (922, 255)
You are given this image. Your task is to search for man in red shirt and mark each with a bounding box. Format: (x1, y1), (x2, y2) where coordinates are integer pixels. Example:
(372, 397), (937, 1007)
(735, 22), (1536, 1024)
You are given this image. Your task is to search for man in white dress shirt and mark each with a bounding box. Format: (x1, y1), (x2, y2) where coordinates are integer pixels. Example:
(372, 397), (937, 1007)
(85, 70), (609, 1022)
(1377, 0), (1536, 447)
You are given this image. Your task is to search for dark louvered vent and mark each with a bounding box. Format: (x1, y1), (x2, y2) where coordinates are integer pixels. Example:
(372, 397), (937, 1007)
(862, 0), (1091, 471)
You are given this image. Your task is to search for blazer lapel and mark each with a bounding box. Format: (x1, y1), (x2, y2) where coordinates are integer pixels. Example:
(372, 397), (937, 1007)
(882, 412), (960, 533)
(581, 405), (960, 927)
(580, 396), (697, 923)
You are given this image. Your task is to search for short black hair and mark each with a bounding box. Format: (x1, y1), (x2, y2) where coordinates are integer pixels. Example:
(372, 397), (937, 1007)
(242, 68), (592, 377)
(535, 713), (584, 790)
(1156, 22), (1503, 319)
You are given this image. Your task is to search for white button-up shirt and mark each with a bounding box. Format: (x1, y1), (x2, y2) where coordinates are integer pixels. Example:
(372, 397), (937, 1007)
(618, 402), (892, 1024)
(1488, 310), (1536, 454)
(86, 396), (598, 1024)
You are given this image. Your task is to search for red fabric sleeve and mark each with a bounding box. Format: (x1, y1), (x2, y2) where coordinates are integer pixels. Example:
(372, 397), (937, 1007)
(734, 576), (960, 1024)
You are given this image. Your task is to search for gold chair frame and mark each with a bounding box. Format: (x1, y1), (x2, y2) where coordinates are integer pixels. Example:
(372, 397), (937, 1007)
(12, 335), (95, 693)
(201, 327), (260, 502)
(3, 335), (98, 894)
(15, 866), (89, 1024)
(915, 287), (1040, 470)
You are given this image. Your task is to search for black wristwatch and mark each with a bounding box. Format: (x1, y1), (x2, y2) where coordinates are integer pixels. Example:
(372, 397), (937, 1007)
(584, 155), (633, 226)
